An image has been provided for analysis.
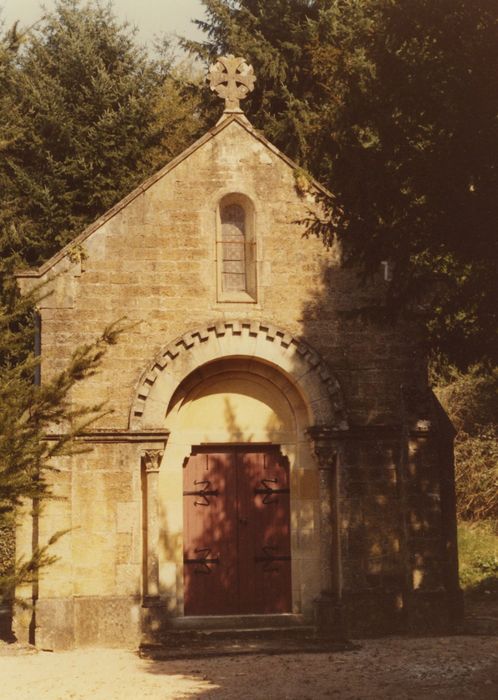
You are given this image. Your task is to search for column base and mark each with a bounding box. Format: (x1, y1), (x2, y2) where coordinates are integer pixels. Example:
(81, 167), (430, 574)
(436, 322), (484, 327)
(141, 597), (167, 643)
(313, 591), (348, 639)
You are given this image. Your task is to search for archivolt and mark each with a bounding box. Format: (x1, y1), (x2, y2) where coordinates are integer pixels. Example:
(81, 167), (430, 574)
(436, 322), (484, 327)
(129, 320), (347, 430)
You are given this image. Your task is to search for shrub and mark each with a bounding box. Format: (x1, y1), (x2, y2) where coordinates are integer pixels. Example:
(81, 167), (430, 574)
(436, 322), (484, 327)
(434, 363), (498, 521)
(458, 520), (498, 593)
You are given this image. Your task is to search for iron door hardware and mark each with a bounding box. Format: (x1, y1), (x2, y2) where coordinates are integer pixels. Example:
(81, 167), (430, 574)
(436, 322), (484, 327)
(254, 478), (290, 504)
(255, 545), (291, 572)
(184, 547), (220, 574)
(183, 479), (219, 506)
(183, 448), (292, 614)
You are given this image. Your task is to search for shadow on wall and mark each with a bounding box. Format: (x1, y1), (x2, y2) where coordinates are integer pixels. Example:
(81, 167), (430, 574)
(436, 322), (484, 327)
(149, 250), (459, 636)
(297, 257), (428, 426)
(157, 502), (183, 616)
(0, 522), (16, 642)
(141, 251), (460, 663)
(223, 394), (286, 444)
(295, 256), (460, 633)
(223, 397), (254, 443)
(157, 386), (296, 618)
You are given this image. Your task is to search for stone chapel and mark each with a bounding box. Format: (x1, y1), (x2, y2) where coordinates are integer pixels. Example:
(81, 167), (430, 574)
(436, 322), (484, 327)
(15, 56), (461, 650)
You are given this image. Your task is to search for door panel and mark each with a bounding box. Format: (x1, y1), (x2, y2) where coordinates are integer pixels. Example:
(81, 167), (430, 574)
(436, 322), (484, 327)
(183, 446), (291, 616)
(183, 451), (238, 615)
(238, 450), (291, 614)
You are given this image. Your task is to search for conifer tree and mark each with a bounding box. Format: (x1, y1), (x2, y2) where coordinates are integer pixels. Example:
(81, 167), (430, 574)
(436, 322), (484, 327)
(0, 2), (202, 606)
(0, 0), (202, 274)
(183, 0), (323, 167)
(0, 287), (126, 602)
(187, 0), (498, 367)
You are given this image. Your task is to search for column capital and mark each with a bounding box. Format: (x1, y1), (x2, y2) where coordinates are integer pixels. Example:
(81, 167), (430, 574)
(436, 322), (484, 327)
(307, 425), (341, 469)
(142, 449), (163, 473)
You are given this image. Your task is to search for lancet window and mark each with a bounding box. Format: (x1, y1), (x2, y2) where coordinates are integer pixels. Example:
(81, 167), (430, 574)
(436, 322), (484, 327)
(217, 194), (256, 302)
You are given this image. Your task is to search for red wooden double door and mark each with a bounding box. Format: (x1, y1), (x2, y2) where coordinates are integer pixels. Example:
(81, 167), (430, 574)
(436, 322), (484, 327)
(183, 445), (292, 616)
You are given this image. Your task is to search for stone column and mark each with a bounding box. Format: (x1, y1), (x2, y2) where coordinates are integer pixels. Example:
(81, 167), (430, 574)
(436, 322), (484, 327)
(307, 426), (346, 637)
(142, 449), (163, 602)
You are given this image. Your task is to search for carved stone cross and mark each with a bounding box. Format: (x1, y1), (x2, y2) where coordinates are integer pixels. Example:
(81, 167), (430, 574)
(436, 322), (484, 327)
(208, 55), (256, 111)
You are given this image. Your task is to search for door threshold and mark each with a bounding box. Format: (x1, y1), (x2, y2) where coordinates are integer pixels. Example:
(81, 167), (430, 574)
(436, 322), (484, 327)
(166, 613), (306, 631)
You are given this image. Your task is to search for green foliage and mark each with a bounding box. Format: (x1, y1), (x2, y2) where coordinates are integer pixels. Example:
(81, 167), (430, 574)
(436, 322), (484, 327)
(183, 0), (324, 165)
(0, 530), (68, 602)
(454, 433), (498, 522)
(0, 0), (202, 273)
(434, 363), (498, 522)
(458, 521), (498, 593)
(0, 0), (205, 603)
(188, 1), (498, 367)
(0, 288), (127, 600)
(434, 364), (498, 435)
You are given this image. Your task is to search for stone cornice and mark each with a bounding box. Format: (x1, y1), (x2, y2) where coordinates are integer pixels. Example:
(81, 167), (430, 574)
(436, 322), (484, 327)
(307, 423), (435, 441)
(44, 429), (170, 444)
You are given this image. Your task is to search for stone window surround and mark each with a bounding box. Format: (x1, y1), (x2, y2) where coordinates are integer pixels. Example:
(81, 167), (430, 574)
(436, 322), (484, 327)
(216, 192), (257, 303)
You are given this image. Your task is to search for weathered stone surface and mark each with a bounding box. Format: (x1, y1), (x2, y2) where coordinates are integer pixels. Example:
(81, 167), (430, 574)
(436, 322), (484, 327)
(14, 109), (460, 648)
(73, 596), (141, 648)
(34, 598), (75, 651)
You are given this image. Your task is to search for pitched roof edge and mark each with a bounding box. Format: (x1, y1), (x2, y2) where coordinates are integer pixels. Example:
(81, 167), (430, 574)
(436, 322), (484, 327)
(233, 118), (333, 201)
(15, 114), (332, 279)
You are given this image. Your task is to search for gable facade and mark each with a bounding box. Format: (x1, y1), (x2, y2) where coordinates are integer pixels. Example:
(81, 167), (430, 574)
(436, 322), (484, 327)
(15, 112), (461, 649)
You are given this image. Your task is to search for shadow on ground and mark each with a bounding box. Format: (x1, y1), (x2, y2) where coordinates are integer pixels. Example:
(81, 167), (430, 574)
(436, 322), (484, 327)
(139, 635), (498, 700)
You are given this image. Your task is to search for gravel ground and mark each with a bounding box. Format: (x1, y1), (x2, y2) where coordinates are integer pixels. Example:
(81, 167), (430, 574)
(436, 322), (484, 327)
(1, 635), (498, 700)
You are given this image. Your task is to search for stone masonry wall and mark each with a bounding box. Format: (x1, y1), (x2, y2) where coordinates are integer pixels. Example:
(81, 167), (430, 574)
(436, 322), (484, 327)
(28, 118), (426, 433)
(14, 115), (456, 646)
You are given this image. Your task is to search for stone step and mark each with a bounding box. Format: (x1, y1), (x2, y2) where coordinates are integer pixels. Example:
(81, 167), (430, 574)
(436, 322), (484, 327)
(163, 613), (307, 631)
(140, 626), (355, 661)
(159, 625), (316, 643)
(464, 616), (498, 635)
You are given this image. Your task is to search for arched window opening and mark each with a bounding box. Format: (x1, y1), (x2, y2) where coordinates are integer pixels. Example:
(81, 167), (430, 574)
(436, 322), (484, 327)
(216, 194), (257, 302)
(221, 203), (247, 292)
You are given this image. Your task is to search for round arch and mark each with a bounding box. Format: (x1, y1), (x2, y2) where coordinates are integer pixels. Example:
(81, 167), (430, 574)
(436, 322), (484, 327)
(129, 320), (347, 431)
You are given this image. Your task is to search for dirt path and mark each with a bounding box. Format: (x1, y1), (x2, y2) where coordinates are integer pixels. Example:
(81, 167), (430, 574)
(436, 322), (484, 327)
(1, 635), (498, 700)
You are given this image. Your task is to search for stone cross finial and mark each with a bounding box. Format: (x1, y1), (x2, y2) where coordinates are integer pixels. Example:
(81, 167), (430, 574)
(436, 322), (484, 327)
(208, 55), (256, 112)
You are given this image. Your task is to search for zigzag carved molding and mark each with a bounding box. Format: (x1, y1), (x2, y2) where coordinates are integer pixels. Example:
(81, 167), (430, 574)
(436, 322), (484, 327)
(132, 320), (346, 423)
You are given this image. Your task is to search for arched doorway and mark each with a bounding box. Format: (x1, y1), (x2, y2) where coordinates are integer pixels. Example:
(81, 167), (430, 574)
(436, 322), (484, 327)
(130, 321), (347, 618)
(160, 358), (316, 616)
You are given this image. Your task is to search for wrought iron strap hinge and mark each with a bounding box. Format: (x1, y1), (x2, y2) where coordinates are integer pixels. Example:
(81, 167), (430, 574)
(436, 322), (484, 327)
(254, 478), (290, 504)
(183, 479), (219, 506)
(255, 545), (291, 572)
(184, 547), (220, 574)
